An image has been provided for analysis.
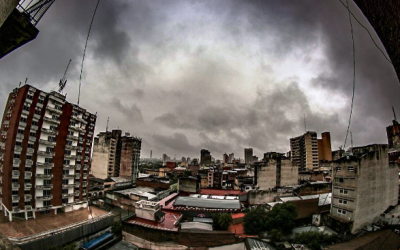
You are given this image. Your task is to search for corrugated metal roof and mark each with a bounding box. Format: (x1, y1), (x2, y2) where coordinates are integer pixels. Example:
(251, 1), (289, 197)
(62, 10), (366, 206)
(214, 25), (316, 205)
(193, 217), (213, 223)
(174, 196), (241, 209)
(180, 222), (213, 231)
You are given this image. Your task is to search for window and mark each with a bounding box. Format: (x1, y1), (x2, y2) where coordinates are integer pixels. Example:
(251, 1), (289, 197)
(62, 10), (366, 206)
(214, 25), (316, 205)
(24, 179), (31, 183)
(29, 132), (36, 137)
(63, 170), (69, 175)
(24, 190), (30, 194)
(62, 189), (68, 194)
(62, 198), (68, 204)
(12, 179), (18, 183)
(48, 136), (55, 142)
(39, 210), (50, 215)
(34, 109), (41, 115)
(336, 167), (341, 172)
(344, 190), (348, 195)
(50, 125), (57, 131)
(25, 167), (31, 172)
(52, 115), (59, 120)
(14, 154), (20, 159)
(12, 167), (19, 171)
(27, 94), (33, 100)
(66, 140), (72, 146)
(23, 105), (30, 111)
(62, 179), (68, 185)
(12, 202), (19, 207)
(20, 117), (27, 123)
(64, 160), (70, 165)
(27, 143), (34, 149)
(339, 178), (344, 183)
(44, 169), (51, 175)
(45, 158), (52, 163)
(67, 131), (74, 136)
(55, 105), (62, 110)
(12, 190), (18, 195)
(38, 99), (44, 104)
(17, 129), (24, 134)
(26, 155), (32, 160)
(348, 166), (354, 172)
(43, 201), (51, 207)
(46, 147), (54, 153)
(70, 122), (75, 126)
(44, 179), (51, 185)
(65, 150), (71, 155)
(32, 120), (38, 126)
(43, 190), (51, 196)
(24, 201), (31, 206)
(15, 141), (22, 147)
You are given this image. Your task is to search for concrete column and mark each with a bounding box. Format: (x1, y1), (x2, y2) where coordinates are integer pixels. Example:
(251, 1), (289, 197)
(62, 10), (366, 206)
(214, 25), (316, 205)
(25, 211), (28, 220)
(8, 212), (12, 222)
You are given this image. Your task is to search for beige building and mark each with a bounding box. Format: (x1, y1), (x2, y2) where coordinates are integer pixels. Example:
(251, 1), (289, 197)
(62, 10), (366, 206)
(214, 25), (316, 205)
(91, 130), (121, 179)
(318, 132), (332, 161)
(330, 144), (398, 234)
(290, 131), (319, 170)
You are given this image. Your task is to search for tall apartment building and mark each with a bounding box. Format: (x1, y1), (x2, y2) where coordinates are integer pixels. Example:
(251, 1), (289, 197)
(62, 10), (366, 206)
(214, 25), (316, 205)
(330, 144), (398, 233)
(92, 130), (141, 181)
(0, 85), (96, 221)
(120, 133), (142, 181)
(200, 149), (211, 165)
(91, 130), (121, 179)
(255, 152), (298, 190)
(290, 131), (318, 170)
(223, 153), (229, 164)
(318, 132), (332, 161)
(244, 148), (253, 165)
(228, 153), (234, 164)
(387, 119), (400, 150)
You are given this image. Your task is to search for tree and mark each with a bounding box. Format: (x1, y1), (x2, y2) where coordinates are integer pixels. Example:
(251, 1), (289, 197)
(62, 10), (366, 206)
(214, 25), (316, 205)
(293, 231), (338, 250)
(213, 213), (232, 230)
(243, 206), (268, 234)
(265, 202), (297, 234)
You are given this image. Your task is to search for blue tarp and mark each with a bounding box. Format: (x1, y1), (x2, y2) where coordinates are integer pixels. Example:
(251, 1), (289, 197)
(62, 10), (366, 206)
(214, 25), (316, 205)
(81, 233), (113, 250)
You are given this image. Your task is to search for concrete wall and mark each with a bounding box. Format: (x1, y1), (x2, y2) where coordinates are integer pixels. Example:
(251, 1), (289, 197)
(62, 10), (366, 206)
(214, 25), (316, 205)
(257, 163), (276, 190)
(280, 159), (298, 187)
(248, 190), (292, 205)
(91, 137), (110, 179)
(0, 0), (18, 28)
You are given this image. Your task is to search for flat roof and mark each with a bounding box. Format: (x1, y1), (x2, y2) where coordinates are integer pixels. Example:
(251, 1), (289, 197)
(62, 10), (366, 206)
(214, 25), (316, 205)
(199, 189), (246, 196)
(0, 206), (109, 238)
(174, 197), (241, 209)
(181, 222), (213, 231)
(125, 210), (181, 231)
(189, 194), (240, 200)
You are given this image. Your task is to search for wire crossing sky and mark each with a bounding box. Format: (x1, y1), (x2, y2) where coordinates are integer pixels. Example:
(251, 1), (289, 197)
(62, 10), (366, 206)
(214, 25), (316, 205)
(0, 0), (398, 159)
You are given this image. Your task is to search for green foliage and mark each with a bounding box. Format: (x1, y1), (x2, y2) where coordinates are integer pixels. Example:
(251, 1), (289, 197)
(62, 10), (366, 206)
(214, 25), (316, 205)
(212, 213), (233, 230)
(49, 243), (78, 250)
(243, 206), (268, 234)
(270, 229), (283, 242)
(111, 221), (122, 235)
(293, 231), (337, 250)
(170, 174), (178, 184)
(265, 202), (297, 234)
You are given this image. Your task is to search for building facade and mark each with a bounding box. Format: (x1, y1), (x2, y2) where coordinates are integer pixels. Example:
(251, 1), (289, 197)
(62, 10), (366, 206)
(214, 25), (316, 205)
(244, 148), (253, 165)
(290, 131), (318, 170)
(318, 132), (332, 162)
(330, 144), (398, 233)
(120, 134), (142, 182)
(0, 85), (96, 221)
(200, 149), (211, 165)
(91, 130), (121, 179)
(387, 119), (400, 150)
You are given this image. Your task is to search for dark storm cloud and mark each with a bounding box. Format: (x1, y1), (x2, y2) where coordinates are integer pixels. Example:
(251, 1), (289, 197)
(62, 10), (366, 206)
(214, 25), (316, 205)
(110, 98), (143, 123)
(151, 133), (197, 157)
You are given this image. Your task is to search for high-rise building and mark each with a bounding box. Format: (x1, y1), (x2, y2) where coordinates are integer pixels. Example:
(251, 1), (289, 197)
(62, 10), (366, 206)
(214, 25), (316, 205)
(228, 153), (234, 164)
(318, 132), (332, 161)
(91, 130), (121, 179)
(244, 148), (253, 165)
(120, 134), (142, 182)
(330, 144), (398, 233)
(387, 119), (400, 150)
(200, 149), (211, 165)
(290, 131), (318, 170)
(0, 85), (96, 221)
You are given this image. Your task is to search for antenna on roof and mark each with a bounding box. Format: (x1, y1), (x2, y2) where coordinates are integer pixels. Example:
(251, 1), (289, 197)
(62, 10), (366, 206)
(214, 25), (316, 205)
(304, 114), (307, 132)
(59, 59), (71, 94)
(393, 107), (397, 121)
(24, 78), (28, 85)
(106, 117), (109, 132)
(350, 131), (353, 148)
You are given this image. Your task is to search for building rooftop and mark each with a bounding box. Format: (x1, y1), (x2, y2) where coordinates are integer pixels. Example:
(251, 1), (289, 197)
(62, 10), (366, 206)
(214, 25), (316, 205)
(107, 177), (131, 183)
(180, 222), (213, 231)
(174, 197), (241, 210)
(199, 189), (247, 196)
(125, 210), (181, 231)
(114, 186), (157, 200)
(0, 206), (109, 238)
(189, 194), (240, 200)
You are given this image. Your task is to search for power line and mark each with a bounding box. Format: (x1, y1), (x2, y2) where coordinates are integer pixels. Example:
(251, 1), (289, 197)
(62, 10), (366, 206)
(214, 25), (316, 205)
(343, 0), (356, 149)
(78, 0), (101, 105)
(337, 0), (392, 65)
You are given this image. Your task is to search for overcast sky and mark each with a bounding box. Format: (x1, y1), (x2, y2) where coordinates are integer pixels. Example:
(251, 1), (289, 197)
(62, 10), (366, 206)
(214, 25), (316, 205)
(1, 0), (399, 160)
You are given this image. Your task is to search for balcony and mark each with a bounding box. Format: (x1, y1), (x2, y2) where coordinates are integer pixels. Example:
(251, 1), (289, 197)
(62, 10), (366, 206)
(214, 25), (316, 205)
(35, 173), (53, 179)
(37, 150), (55, 157)
(64, 154), (77, 160)
(35, 184), (53, 189)
(25, 159), (33, 166)
(22, 110), (30, 116)
(12, 207), (20, 213)
(39, 139), (56, 146)
(75, 174), (81, 179)
(67, 135), (78, 141)
(27, 148), (34, 154)
(12, 183), (20, 189)
(25, 172), (32, 178)
(25, 205), (32, 210)
(41, 128), (58, 136)
(12, 170), (20, 177)
(36, 102), (43, 108)
(62, 193), (75, 198)
(12, 195), (20, 202)
(62, 184), (75, 188)
(16, 134), (24, 140)
(46, 105), (62, 115)
(62, 174), (75, 179)
(65, 144), (78, 150)
(83, 174), (88, 179)
(19, 121), (27, 128)
(75, 183), (80, 188)
(31, 125), (38, 130)
(24, 194), (32, 200)
(28, 136), (36, 142)
(14, 146), (22, 152)
(36, 195), (53, 201)
(74, 191), (80, 196)
(33, 114), (41, 120)
(63, 164), (75, 170)
(78, 137), (84, 143)
(68, 125), (80, 132)
(24, 183), (32, 189)
(36, 205), (53, 211)
(12, 159), (21, 165)
(43, 116), (60, 125)
(36, 162), (54, 168)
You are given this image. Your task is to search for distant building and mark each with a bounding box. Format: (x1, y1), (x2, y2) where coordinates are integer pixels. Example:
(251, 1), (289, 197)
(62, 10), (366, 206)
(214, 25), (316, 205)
(290, 131), (319, 170)
(318, 132), (332, 161)
(228, 153), (234, 163)
(119, 134), (141, 182)
(165, 161), (177, 169)
(92, 130), (122, 179)
(332, 149), (345, 161)
(387, 119), (400, 150)
(252, 155), (258, 162)
(178, 176), (200, 193)
(0, 85), (96, 221)
(200, 149), (211, 165)
(255, 152), (298, 190)
(330, 144), (398, 234)
(223, 153), (229, 164)
(244, 148), (253, 165)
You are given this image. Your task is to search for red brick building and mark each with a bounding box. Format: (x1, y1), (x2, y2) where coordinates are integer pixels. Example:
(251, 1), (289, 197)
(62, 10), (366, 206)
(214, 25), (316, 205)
(0, 85), (96, 221)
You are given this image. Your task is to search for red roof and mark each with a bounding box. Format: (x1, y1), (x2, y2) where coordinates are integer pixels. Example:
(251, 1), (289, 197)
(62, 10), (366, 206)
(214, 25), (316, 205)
(126, 210), (182, 231)
(231, 213), (245, 219)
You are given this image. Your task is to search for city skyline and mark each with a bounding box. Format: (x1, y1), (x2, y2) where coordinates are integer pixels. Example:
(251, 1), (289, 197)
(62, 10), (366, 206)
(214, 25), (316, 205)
(0, 0), (399, 159)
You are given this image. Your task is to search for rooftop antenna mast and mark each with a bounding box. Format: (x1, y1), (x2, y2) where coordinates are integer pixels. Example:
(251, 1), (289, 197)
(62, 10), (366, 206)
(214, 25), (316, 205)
(59, 59), (71, 94)
(393, 106), (397, 121)
(350, 131), (353, 148)
(304, 114), (307, 132)
(106, 117), (109, 132)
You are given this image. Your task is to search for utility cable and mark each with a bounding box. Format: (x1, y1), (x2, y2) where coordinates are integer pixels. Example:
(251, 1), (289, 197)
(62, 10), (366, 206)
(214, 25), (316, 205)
(337, 0), (392, 65)
(78, 0), (101, 105)
(343, 0), (356, 149)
